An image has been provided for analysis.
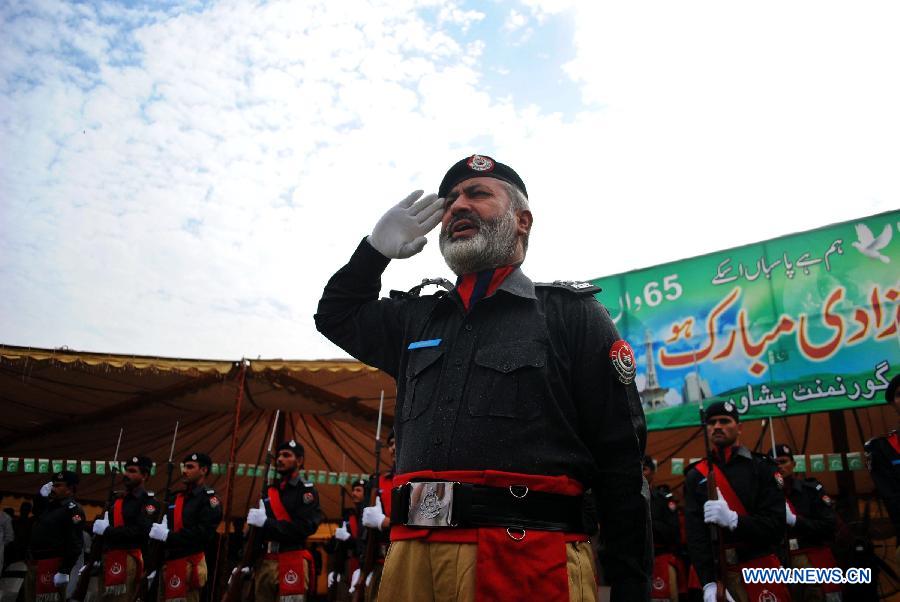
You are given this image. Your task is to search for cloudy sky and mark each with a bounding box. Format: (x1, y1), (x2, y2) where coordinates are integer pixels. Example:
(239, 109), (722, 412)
(1, 0), (898, 361)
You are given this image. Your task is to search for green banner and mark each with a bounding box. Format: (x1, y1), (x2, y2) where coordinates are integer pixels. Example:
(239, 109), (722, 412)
(592, 210), (899, 430)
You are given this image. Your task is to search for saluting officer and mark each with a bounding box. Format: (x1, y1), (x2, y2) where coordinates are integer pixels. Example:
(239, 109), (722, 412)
(92, 455), (162, 601)
(865, 373), (900, 558)
(773, 443), (841, 602)
(245, 439), (324, 602)
(685, 401), (790, 602)
(147, 452), (222, 602)
(25, 470), (85, 602)
(645, 456), (680, 602)
(315, 154), (649, 601)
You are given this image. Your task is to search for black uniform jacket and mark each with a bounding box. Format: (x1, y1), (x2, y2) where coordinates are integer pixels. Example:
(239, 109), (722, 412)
(866, 432), (900, 535)
(29, 494), (86, 572)
(104, 486), (162, 551)
(685, 446), (786, 585)
(785, 476), (836, 549)
(262, 474), (323, 551)
(164, 484), (223, 559)
(315, 237), (651, 599)
(651, 486), (681, 553)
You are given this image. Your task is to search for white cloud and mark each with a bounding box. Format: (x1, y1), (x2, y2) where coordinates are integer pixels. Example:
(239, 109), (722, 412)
(504, 9), (528, 32)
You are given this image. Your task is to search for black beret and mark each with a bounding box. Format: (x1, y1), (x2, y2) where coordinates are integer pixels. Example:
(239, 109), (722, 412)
(887, 373), (900, 404)
(773, 443), (793, 458)
(276, 439), (304, 456)
(642, 455), (656, 471)
(351, 478), (366, 489)
(438, 154), (527, 199)
(124, 456), (153, 473)
(704, 401), (739, 422)
(183, 452), (212, 468)
(53, 470), (79, 486)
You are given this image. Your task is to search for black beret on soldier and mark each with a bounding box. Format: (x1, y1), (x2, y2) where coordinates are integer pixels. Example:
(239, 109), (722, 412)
(276, 439), (304, 456)
(183, 452), (212, 469)
(773, 443), (793, 459)
(704, 400), (740, 422)
(53, 470), (79, 486)
(351, 478), (366, 489)
(124, 455), (153, 474)
(438, 154), (527, 199)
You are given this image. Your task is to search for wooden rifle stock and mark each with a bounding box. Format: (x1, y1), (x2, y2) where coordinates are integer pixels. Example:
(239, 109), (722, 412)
(700, 409), (728, 602)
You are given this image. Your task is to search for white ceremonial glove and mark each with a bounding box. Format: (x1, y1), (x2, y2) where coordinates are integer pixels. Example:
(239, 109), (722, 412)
(366, 571), (373, 587)
(40, 481), (53, 497)
(327, 571), (336, 588)
(146, 570), (157, 581)
(368, 190), (443, 259)
(704, 492), (738, 531)
(246, 499), (267, 528)
(362, 497), (386, 530)
(348, 568), (361, 593)
(334, 521), (351, 541)
(703, 582), (736, 602)
(53, 572), (69, 586)
(149, 516), (169, 542)
(93, 511), (110, 535)
(785, 501), (797, 526)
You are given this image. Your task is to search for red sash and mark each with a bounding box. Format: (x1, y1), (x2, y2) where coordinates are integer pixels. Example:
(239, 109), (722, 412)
(651, 553), (676, 600)
(694, 460), (748, 515)
(163, 552), (204, 601)
(173, 493), (185, 532)
(104, 548), (143, 595)
(268, 486), (291, 521)
(34, 557), (62, 601)
(278, 549), (313, 600)
(113, 497), (125, 527)
(349, 514), (360, 538)
(378, 473), (393, 519)
(890, 433), (900, 454)
(728, 554), (791, 601)
(391, 470), (586, 602)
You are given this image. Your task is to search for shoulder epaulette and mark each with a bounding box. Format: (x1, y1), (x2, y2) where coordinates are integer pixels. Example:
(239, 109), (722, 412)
(536, 280), (601, 294)
(751, 452), (778, 465)
(303, 481), (315, 488)
(146, 491), (156, 497)
(67, 501), (77, 509)
(206, 489), (215, 495)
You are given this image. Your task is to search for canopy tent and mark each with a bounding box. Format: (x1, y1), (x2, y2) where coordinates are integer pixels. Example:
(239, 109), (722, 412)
(1, 343), (893, 524)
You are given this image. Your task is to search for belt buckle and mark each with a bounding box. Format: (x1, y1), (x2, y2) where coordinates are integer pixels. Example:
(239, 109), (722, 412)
(789, 538), (799, 551)
(266, 541), (280, 554)
(406, 481), (457, 527)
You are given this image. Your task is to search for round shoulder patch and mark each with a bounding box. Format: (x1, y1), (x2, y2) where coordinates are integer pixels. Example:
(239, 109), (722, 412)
(303, 492), (315, 505)
(821, 494), (833, 506)
(774, 472), (784, 490)
(145, 504), (157, 515)
(667, 500), (677, 512)
(72, 514), (83, 524)
(209, 496), (220, 508)
(467, 154), (494, 172)
(609, 340), (636, 385)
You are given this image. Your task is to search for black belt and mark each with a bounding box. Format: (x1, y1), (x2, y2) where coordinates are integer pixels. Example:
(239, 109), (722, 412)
(391, 481), (586, 533)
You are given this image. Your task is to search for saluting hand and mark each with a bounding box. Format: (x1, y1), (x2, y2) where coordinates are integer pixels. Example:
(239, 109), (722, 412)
(368, 190), (443, 259)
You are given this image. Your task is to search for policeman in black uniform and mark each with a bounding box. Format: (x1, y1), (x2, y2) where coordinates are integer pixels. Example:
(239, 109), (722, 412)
(684, 401), (789, 602)
(245, 439), (323, 602)
(148, 452), (222, 602)
(773, 443), (840, 601)
(645, 456), (680, 601)
(92, 455), (162, 601)
(315, 154), (649, 601)
(865, 373), (900, 557)
(25, 470), (85, 602)
(328, 478), (366, 601)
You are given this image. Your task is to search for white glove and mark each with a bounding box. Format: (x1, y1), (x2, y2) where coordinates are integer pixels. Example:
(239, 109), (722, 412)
(366, 571), (373, 587)
(362, 497), (386, 530)
(327, 571), (336, 588)
(40, 481), (53, 497)
(785, 501), (797, 526)
(703, 582), (735, 602)
(93, 511), (110, 535)
(246, 499), (267, 528)
(149, 516), (169, 541)
(368, 191), (443, 259)
(146, 570), (157, 581)
(335, 521), (351, 541)
(348, 568), (361, 593)
(704, 489), (738, 530)
(53, 572), (69, 586)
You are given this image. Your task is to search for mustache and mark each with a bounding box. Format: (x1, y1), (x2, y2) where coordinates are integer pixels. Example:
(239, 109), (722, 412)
(442, 210), (484, 237)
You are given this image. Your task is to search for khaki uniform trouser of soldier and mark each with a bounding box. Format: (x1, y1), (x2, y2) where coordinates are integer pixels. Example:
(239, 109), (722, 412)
(100, 554), (139, 602)
(378, 540), (598, 602)
(657, 564), (677, 602)
(23, 561), (66, 602)
(254, 557), (310, 602)
(157, 556), (208, 602)
(787, 552), (842, 602)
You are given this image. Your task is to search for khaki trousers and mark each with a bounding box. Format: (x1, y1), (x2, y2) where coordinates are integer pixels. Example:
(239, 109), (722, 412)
(100, 554), (139, 602)
(377, 540), (598, 602)
(157, 556), (207, 602)
(254, 558), (310, 602)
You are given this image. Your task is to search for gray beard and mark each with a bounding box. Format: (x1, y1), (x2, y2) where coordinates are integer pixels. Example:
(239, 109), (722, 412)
(439, 208), (519, 275)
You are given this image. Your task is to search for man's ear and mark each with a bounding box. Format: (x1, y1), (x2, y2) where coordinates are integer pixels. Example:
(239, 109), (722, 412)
(516, 209), (533, 236)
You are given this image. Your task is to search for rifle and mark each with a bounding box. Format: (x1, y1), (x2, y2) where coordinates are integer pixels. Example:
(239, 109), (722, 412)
(69, 428), (124, 602)
(352, 391), (385, 602)
(132, 422), (179, 602)
(700, 409), (728, 602)
(221, 410), (281, 602)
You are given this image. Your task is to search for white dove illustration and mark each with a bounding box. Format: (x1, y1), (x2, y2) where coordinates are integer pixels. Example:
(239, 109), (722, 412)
(851, 223), (892, 263)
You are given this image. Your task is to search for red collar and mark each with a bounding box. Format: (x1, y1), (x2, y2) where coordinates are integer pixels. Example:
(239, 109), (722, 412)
(455, 266), (516, 311)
